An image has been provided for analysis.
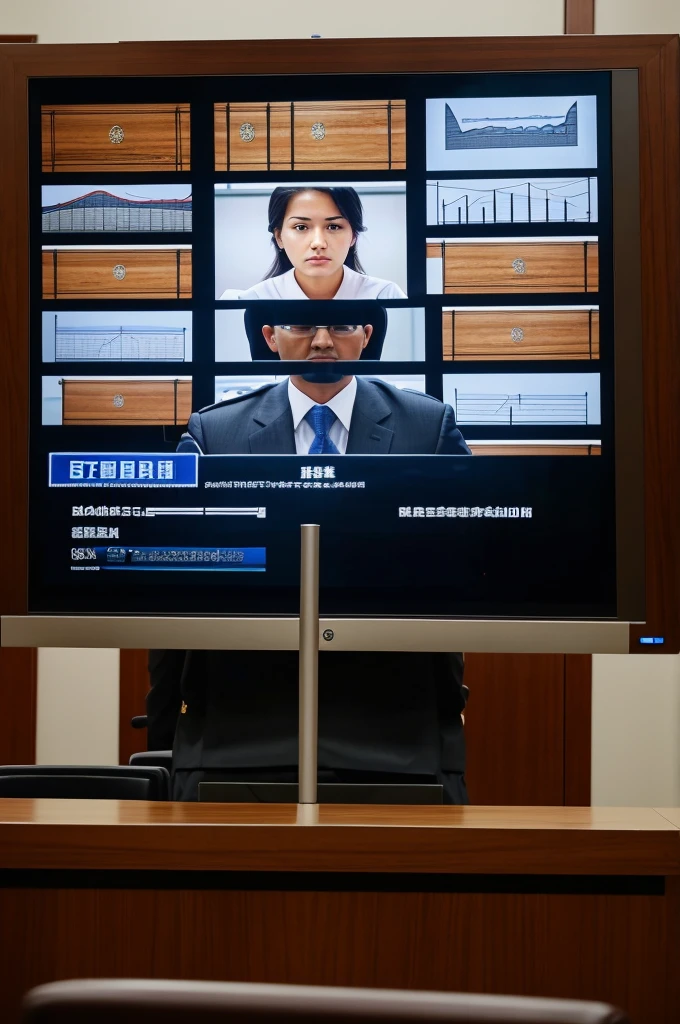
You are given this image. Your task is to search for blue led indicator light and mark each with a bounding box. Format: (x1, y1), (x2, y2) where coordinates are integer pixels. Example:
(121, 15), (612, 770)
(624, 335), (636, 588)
(639, 637), (665, 645)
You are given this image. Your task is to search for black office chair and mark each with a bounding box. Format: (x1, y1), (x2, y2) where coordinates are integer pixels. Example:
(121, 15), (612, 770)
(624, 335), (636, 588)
(0, 765), (169, 800)
(129, 715), (173, 773)
(129, 751), (173, 772)
(21, 979), (631, 1023)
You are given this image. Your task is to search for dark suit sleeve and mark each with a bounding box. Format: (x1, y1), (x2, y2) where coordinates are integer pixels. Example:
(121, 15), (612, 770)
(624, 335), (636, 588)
(176, 412), (206, 454)
(146, 649), (187, 750)
(435, 404), (471, 455)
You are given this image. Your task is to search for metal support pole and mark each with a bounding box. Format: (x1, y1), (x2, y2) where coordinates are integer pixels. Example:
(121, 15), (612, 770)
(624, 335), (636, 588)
(298, 523), (320, 804)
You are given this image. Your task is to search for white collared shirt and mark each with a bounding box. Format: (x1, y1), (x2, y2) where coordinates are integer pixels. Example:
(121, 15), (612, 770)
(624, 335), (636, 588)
(220, 265), (406, 300)
(287, 376), (357, 455)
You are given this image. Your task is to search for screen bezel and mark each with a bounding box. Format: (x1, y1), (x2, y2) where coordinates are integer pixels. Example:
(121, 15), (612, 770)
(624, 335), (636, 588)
(0, 37), (676, 654)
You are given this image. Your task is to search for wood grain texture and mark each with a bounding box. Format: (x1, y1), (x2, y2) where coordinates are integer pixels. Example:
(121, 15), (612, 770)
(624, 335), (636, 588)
(627, 38), (680, 651)
(463, 654), (565, 805)
(0, 884), (674, 1024)
(41, 103), (190, 172)
(463, 652), (593, 808)
(438, 242), (598, 294)
(42, 248), (191, 299)
(3, 36), (671, 76)
(586, 241), (599, 292)
(60, 379), (191, 426)
(468, 445), (600, 455)
(663, 875), (680, 1024)
(4, 801), (673, 829)
(444, 309), (599, 360)
(215, 100), (405, 171)
(119, 649), (150, 765)
(0, 37), (677, 650)
(0, 648), (36, 764)
(0, 49), (29, 614)
(0, 801), (677, 875)
(564, 654), (593, 805)
(565, 0), (595, 35)
(0, 35), (37, 42)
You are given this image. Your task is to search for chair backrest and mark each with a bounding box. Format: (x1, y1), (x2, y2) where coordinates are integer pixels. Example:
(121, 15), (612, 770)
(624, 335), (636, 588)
(129, 750), (173, 772)
(21, 979), (630, 1023)
(0, 765), (169, 800)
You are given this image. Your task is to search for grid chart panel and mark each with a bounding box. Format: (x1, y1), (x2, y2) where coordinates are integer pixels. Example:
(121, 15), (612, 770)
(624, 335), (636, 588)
(54, 324), (187, 361)
(429, 178), (596, 226)
(43, 204), (192, 232)
(453, 392), (590, 425)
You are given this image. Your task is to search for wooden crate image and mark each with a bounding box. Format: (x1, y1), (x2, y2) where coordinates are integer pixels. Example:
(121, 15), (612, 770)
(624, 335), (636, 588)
(60, 378), (192, 426)
(42, 249), (192, 300)
(427, 241), (599, 293)
(41, 104), (190, 172)
(215, 100), (405, 171)
(468, 444), (601, 455)
(443, 309), (600, 360)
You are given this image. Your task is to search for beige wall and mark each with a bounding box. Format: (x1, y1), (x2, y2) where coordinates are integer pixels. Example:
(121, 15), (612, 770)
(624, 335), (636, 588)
(4, 0), (680, 42)
(592, 655), (680, 806)
(0, 0), (564, 42)
(36, 648), (119, 765)
(10, 0), (680, 802)
(597, 0), (680, 34)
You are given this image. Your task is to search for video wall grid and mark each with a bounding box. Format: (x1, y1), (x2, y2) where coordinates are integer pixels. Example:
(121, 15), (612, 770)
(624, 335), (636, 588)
(28, 71), (616, 616)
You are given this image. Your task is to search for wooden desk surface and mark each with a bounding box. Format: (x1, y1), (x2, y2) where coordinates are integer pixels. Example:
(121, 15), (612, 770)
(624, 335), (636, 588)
(1, 800), (678, 875)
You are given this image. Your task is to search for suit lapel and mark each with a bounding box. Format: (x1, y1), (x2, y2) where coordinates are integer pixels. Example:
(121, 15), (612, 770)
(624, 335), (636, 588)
(345, 378), (394, 455)
(248, 382), (297, 454)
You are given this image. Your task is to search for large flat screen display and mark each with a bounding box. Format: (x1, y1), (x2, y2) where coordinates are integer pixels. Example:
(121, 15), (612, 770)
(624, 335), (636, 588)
(30, 71), (617, 618)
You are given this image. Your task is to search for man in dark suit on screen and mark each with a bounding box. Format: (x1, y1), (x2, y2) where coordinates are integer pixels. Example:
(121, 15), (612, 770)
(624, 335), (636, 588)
(179, 300), (469, 457)
(149, 300), (470, 803)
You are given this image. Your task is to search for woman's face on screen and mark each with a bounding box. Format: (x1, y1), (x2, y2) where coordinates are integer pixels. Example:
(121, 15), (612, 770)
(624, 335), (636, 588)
(274, 190), (356, 282)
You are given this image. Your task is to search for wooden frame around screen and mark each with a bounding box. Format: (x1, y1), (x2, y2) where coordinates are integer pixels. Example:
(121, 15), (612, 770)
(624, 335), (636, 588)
(0, 37), (678, 653)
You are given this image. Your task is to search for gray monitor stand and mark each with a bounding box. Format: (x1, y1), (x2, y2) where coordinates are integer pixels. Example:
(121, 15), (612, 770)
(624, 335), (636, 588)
(198, 525), (443, 807)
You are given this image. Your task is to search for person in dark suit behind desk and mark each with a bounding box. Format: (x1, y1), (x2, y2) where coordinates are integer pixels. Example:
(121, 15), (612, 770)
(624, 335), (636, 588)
(149, 649), (469, 804)
(149, 300), (470, 803)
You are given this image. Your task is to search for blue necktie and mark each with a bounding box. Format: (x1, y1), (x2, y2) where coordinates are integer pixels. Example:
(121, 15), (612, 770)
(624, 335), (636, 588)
(305, 404), (340, 455)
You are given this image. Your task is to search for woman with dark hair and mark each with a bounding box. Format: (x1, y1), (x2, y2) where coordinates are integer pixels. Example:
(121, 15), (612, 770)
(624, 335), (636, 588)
(219, 186), (406, 299)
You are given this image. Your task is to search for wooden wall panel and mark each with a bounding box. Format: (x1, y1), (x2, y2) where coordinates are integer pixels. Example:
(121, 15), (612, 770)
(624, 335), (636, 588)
(564, 653), (593, 805)
(565, 0), (595, 35)
(118, 649), (149, 765)
(463, 653), (566, 805)
(0, 884), (674, 1024)
(0, 648), (37, 764)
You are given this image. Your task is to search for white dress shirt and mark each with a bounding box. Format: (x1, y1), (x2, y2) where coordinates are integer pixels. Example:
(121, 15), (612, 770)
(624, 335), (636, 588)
(220, 265), (406, 300)
(287, 376), (357, 455)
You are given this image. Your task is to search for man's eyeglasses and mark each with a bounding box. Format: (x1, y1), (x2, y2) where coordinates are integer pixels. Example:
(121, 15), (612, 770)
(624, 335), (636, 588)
(276, 325), (362, 338)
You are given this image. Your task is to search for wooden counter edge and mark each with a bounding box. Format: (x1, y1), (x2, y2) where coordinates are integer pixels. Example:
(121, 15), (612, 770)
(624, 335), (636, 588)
(0, 820), (678, 875)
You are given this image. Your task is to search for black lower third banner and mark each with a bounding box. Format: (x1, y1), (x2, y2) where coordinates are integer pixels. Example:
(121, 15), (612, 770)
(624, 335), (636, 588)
(30, 452), (616, 618)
